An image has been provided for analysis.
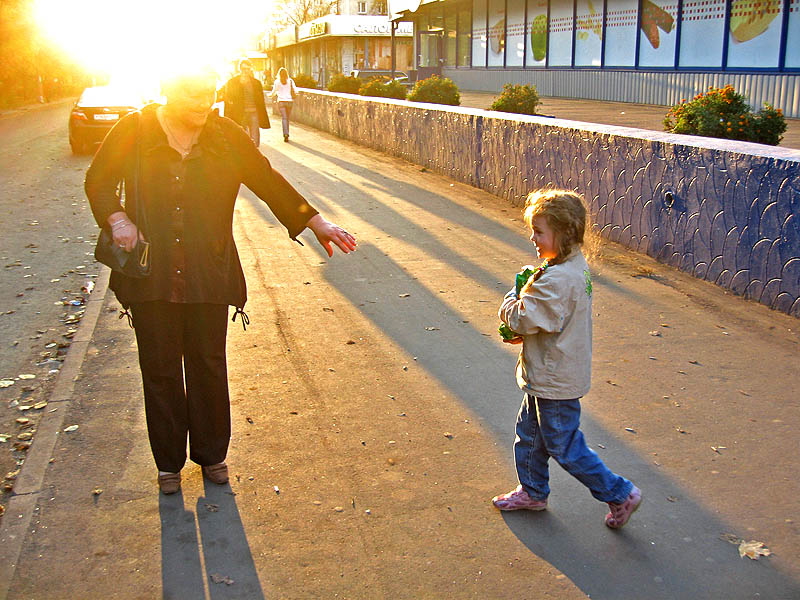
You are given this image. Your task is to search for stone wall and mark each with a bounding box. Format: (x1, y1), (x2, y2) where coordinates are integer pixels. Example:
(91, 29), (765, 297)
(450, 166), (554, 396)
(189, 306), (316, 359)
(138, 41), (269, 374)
(292, 90), (800, 317)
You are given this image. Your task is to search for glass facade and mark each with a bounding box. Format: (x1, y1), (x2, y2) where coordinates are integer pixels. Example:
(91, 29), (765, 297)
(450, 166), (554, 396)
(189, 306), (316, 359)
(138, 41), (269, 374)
(412, 0), (799, 71)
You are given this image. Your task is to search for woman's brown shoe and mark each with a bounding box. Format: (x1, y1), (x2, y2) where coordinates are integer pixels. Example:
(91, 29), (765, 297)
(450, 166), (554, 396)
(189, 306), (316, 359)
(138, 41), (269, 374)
(201, 462), (229, 484)
(158, 472), (181, 495)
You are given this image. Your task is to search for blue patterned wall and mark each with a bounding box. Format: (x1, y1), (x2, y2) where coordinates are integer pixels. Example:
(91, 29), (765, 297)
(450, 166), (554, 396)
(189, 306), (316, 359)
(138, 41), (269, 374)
(294, 91), (800, 317)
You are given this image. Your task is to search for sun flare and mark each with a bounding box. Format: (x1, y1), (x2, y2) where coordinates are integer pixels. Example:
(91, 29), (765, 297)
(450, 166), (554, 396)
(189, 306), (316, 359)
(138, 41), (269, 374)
(35, 0), (273, 93)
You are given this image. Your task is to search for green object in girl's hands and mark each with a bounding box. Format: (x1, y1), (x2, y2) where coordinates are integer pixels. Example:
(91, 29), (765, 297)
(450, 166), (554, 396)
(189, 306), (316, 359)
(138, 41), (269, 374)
(498, 262), (548, 340)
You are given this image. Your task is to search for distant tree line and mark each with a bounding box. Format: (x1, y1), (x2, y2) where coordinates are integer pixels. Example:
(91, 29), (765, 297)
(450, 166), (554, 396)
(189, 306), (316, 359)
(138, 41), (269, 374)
(0, 0), (91, 108)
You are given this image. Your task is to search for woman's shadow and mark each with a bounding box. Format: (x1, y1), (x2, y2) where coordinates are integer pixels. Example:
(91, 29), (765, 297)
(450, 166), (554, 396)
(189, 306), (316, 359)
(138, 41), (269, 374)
(159, 481), (265, 600)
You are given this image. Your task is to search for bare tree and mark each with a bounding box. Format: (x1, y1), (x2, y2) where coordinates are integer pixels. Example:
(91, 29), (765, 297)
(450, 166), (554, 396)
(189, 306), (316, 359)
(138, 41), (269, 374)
(278, 0), (340, 26)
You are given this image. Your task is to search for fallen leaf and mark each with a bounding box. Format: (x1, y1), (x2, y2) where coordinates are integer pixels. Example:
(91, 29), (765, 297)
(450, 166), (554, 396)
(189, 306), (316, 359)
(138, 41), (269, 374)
(648, 331), (661, 337)
(63, 425), (79, 432)
(322, 307), (334, 312)
(399, 293), (411, 298)
(666, 496), (678, 502)
(92, 488), (103, 496)
(625, 427), (637, 434)
(205, 503), (220, 512)
(424, 326), (440, 331)
(443, 432), (454, 439)
(739, 540), (771, 560)
(209, 573), (234, 585)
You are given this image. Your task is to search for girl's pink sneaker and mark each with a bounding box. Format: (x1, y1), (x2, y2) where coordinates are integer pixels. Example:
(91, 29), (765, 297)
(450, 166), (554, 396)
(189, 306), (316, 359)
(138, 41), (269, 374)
(492, 485), (548, 511)
(605, 486), (642, 529)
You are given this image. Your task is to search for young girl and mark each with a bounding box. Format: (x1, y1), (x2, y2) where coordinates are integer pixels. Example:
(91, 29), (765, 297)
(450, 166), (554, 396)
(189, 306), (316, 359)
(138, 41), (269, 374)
(493, 189), (642, 529)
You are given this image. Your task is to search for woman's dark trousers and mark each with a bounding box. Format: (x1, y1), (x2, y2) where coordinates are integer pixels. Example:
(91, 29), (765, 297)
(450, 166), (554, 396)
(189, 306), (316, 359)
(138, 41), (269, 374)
(130, 302), (230, 473)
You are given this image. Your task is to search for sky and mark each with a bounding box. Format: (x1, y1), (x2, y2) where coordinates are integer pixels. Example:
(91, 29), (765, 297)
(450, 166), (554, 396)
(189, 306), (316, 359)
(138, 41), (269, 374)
(35, 0), (274, 89)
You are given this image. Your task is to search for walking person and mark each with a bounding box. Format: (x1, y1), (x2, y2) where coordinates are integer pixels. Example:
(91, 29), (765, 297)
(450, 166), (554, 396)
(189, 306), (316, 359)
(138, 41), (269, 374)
(221, 59), (270, 145)
(85, 67), (357, 495)
(270, 67), (296, 142)
(492, 189), (642, 529)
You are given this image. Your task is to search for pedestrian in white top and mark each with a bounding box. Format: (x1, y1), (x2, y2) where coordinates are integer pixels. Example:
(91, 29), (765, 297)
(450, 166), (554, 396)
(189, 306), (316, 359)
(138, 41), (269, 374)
(270, 67), (297, 142)
(492, 189), (642, 530)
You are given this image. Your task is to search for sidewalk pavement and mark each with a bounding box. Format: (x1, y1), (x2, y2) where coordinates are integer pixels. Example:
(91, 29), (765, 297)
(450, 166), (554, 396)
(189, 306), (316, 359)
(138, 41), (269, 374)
(1, 119), (799, 599)
(458, 91), (800, 151)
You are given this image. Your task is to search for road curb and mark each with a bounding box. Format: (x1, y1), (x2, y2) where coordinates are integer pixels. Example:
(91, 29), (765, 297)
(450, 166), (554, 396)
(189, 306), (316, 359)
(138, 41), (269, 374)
(0, 267), (111, 600)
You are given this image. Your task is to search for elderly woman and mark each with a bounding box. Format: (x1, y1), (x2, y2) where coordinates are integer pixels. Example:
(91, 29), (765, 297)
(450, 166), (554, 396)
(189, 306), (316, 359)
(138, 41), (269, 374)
(85, 68), (356, 494)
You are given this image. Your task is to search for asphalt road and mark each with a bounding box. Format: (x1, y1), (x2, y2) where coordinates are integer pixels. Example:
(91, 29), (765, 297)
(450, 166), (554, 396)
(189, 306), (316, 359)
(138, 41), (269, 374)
(0, 99), (104, 513)
(1, 103), (798, 599)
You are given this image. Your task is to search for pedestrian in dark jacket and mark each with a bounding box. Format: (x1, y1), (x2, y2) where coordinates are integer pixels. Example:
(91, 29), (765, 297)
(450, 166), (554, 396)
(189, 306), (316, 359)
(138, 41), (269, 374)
(222, 59), (270, 145)
(85, 67), (357, 495)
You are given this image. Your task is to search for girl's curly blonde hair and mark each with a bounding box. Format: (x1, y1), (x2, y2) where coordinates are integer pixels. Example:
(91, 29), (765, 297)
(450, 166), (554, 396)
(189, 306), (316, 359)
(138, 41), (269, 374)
(523, 189), (589, 265)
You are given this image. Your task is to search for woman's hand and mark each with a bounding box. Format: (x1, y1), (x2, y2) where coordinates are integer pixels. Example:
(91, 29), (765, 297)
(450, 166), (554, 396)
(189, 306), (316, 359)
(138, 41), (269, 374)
(108, 211), (142, 252)
(305, 214), (357, 257)
(503, 336), (523, 345)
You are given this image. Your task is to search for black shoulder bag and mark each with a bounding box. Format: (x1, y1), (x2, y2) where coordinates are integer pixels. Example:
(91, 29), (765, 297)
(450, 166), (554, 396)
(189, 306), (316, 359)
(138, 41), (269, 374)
(94, 116), (151, 278)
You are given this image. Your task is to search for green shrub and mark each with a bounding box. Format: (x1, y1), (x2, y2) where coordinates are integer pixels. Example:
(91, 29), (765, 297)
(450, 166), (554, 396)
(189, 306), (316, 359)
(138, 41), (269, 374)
(663, 84), (787, 146)
(292, 73), (318, 89)
(327, 73), (362, 94)
(358, 77), (407, 100)
(408, 75), (460, 106)
(489, 83), (541, 115)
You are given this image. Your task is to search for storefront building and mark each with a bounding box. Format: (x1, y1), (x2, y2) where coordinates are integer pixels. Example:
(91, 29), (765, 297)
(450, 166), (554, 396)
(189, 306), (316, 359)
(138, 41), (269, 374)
(392, 0), (800, 117)
(265, 15), (415, 88)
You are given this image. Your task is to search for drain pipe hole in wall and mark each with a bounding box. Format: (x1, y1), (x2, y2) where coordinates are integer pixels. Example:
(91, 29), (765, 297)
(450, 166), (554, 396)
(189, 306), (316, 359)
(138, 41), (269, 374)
(663, 189), (675, 210)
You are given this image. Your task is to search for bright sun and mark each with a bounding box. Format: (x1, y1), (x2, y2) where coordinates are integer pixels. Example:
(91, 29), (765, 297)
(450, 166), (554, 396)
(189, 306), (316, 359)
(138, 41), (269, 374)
(35, 0), (273, 92)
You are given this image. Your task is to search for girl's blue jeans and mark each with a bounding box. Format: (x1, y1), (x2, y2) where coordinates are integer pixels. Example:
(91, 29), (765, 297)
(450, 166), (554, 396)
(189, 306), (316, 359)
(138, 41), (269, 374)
(515, 395), (632, 503)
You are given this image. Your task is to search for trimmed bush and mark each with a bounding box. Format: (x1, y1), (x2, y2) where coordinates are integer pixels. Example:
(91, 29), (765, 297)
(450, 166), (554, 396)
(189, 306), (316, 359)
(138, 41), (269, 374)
(292, 73), (318, 89)
(489, 83), (541, 116)
(358, 77), (407, 100)
(327, 73), (362, 94)
(663, 84), (787, 146)
(407, 75), (460, 106)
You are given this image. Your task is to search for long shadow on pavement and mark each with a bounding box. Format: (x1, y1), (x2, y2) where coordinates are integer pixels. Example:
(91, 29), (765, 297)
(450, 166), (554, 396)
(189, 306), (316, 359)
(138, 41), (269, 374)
(246, 145), (800, 599)
(159, 483), (265, 600)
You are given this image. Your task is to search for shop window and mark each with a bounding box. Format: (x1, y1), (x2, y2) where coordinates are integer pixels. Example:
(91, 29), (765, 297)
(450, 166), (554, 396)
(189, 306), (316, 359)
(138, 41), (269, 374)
(446, 11), (458, 66)
(358, 1), (367, 14)
(549, 0), (573, 66)
(506, 0), (525, 66)
(604, 0), (637, 66)
(727, 0), (783, 68)
(525, 0), (547, 67)
(458, 4), (472, 66)
(638, 0), (677, 67)
(472, 0), (487, 66)
(788, 0), (800, 68)
(487, 0), (505, 66)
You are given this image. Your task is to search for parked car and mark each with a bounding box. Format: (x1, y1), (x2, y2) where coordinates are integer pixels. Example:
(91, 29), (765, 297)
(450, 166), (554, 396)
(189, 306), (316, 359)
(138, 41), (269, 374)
(349, 69), (410, 88)
(68, 86), (147, 155)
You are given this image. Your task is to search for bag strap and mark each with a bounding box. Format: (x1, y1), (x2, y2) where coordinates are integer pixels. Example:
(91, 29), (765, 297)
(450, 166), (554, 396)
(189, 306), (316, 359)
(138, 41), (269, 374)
(126, 113), (146, 235)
